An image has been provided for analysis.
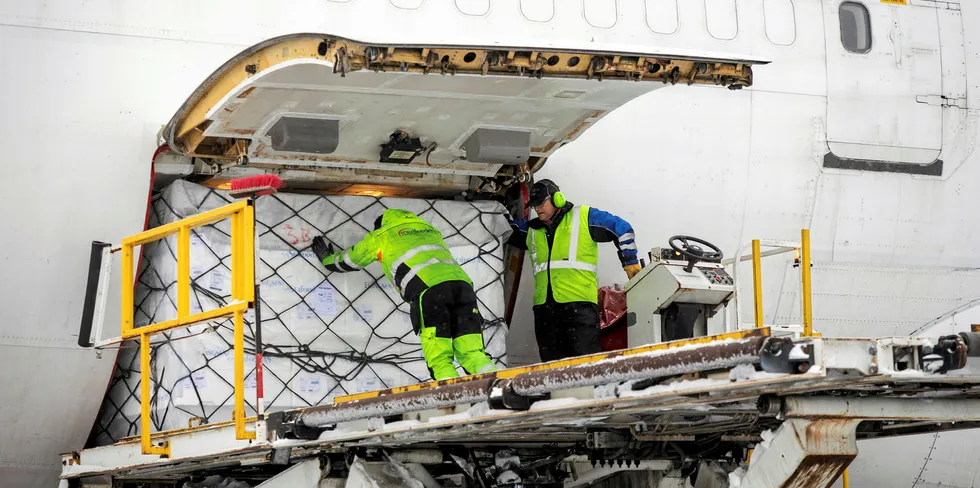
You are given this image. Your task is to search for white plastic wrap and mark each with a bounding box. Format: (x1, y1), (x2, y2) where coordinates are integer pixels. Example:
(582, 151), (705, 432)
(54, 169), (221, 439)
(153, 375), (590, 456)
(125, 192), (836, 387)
(92, 180), (511, 445)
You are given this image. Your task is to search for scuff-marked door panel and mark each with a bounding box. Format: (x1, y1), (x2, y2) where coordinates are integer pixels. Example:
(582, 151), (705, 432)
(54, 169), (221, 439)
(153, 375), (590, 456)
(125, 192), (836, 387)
(824, 1), (943, 168)
(162, 34), (762, 194)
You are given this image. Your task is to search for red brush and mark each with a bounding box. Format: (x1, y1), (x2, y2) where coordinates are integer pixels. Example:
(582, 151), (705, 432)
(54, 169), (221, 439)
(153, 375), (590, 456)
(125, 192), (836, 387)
(228, 174), (284, 199)
(226, 172), (284, 423)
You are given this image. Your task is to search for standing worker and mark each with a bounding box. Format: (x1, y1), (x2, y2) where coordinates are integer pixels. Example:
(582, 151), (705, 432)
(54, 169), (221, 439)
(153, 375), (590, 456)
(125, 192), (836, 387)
(509, 179), (642, 362)
(310, 209), (498, 381)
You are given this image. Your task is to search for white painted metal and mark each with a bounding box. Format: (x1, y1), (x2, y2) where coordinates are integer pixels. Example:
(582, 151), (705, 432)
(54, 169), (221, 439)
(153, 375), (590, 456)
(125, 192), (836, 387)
(205, 58), (667, 175)
(692, 461), (732, 488)
(737, 418), (861, 488)
(3, 0), (980, 486)
(781, 397), (980, 420)
(626, 259), (734, 346)
(90, 246), (113, 348)
(255, 459), (321, 488)
(625, 261), (734, 307)
(774, 262), (980, 337)
(344, 457), (437, 488)
(824, 0), (944, 164)
(61, 336), (980, 483)
(66, 420), (268, 479)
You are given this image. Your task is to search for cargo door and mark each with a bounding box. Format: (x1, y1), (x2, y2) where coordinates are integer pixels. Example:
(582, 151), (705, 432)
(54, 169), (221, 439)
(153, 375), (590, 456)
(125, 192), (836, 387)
(823, 0), (944, 174)
(163, 34), (763, 196)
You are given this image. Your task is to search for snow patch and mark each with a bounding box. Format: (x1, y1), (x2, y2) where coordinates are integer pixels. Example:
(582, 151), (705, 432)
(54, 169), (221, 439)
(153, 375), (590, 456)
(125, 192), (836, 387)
(496, 470), (521, 484)
(427, 402), (509, 424)
(495, 449), (520, 470)
(729, 363), (790, 382)
(367, 417), (386, 431)
(882, 368), (928, 377)
(747, 428), (776, 467)
(528, 397), (585, 411)
(619, 377), (730, 398)
(519, 337), (755, 395)
(689, 404), (715, 412)
(593, 382), (620, 400)
(923, 354), (944, 373)
(271, 438), (310, 447)
(318, 427), (369, 441)
(728, 467), (746, 487)
(64, 465), (103, 476)
(382, 419), (422, 430)
(760, 428), (775, 448)
(541, 416), (610, 427)
(789, 345), (809, 360)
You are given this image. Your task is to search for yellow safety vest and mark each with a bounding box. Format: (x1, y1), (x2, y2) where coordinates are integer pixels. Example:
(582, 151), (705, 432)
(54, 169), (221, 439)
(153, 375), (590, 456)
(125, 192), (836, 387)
(527, 206), (598, 305)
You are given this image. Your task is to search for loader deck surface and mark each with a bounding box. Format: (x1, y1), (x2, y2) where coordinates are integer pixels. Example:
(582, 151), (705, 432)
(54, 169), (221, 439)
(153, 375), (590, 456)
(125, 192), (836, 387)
(63, 329), (980, 482)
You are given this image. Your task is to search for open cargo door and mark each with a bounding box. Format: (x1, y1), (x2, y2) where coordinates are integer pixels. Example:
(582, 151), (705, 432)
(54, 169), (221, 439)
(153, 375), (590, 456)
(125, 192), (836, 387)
(162, 34), (764, 197)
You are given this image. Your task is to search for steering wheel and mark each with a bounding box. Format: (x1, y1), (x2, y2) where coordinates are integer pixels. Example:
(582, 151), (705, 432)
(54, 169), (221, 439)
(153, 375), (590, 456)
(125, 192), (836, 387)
(669, 235), (724, 272)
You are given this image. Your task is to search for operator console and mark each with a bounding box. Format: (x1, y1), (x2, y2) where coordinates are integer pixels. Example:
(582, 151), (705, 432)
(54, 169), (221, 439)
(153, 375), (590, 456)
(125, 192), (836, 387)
(648, 247), (734, 285)
(626, 236), (735, 346)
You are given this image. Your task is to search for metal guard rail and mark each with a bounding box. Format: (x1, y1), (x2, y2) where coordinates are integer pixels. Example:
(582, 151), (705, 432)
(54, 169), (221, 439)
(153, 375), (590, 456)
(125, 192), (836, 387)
(117, 200), (256, 456)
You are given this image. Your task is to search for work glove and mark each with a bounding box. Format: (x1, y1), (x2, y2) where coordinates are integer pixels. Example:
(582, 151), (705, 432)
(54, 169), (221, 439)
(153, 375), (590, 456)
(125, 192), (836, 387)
(624, 263), (643, 280)
(311, 236), (335, 263)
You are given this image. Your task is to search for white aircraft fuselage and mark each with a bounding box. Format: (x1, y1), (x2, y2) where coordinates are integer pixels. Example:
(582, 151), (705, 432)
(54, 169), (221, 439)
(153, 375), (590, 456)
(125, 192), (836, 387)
(1, 1), (978, 486)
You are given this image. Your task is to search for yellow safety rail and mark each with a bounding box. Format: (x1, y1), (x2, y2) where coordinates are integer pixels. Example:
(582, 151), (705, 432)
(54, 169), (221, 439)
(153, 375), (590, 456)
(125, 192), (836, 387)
(800, 228), (814, 337)
(726, 229), (815, 337)
(117, 199), (256, 456)
(751, 239), (764, 329)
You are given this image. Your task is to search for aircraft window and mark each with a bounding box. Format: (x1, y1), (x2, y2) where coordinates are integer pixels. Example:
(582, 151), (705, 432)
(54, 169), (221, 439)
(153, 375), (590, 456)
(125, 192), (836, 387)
(584, 0), (618, 29)
(840, 2), (871, 53)
(763, 0), (796, 46)
(705, 0), (739, 41)
(455, 0), (490, 16)
(520, 0), (555, 23)
(645, 0), (678, 35)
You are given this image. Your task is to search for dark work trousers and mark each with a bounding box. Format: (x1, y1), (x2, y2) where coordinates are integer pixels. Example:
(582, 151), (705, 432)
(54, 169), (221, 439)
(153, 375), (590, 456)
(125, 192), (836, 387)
(532, 299), (602, 363)
(408, 280), (496, 380)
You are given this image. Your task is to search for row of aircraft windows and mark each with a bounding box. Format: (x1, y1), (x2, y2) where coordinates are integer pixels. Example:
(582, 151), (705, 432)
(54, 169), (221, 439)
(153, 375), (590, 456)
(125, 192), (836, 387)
(329, 0), (799, 46)
(333, 0), (873, 54)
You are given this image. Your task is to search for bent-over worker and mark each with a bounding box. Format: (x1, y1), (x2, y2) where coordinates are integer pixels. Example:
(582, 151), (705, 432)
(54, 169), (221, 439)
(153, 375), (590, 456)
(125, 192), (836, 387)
(509, 179), (641, 362)
(311, 209), (498, 381)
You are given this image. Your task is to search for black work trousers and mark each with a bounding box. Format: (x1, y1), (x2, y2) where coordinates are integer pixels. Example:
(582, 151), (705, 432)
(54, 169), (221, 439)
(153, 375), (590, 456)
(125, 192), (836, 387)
(408, 280), (496, 380)
(533, 300), (602, 363)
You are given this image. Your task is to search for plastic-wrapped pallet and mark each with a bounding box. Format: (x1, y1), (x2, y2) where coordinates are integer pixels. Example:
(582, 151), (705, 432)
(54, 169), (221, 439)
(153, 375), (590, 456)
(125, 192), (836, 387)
(90, 180), (511, 446)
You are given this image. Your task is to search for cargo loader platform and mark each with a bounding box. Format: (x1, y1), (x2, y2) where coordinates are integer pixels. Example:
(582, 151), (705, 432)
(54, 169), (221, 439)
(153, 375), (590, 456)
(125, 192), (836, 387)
(69, 204), (980, 487)
(62, 327), (980, 488)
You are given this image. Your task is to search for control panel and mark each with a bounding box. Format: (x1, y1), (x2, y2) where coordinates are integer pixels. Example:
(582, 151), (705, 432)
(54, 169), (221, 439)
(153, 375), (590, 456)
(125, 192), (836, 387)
(700, 267), (733, 286)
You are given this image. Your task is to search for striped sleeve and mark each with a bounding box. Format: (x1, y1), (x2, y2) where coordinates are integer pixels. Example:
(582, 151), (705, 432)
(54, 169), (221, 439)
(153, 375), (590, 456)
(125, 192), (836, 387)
(507, 219), (530, 250)
(586, 207), (639, 266)
(322, 232), (380, 273)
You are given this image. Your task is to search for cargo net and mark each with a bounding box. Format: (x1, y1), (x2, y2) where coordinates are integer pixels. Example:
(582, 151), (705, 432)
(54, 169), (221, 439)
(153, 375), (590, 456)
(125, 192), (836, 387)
(91, 180), (511, 446)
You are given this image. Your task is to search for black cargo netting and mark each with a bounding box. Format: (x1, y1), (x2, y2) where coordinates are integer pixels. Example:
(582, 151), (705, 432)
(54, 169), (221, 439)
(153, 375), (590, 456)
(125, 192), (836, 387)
(91, 180), (510, 445)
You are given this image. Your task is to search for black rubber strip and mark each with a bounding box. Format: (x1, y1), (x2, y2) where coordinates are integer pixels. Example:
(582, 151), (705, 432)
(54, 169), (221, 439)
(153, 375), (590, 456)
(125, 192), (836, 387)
(79, 241), (111, 348)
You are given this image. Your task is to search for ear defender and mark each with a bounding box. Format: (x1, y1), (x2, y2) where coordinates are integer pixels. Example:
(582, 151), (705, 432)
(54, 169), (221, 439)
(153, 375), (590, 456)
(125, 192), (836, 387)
(552, 190), (566, 207)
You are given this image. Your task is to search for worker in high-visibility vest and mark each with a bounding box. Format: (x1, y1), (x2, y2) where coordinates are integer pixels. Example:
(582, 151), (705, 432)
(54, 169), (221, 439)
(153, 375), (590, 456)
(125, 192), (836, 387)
(311, 209), (498, 381)
(508, 179), (641, 362)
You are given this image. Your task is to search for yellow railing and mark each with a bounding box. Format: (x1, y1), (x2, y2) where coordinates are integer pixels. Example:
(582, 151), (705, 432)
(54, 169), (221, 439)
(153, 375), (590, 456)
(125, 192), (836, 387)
(727, 229), (814, 337)
(117, 199), (256, 456)
(800, 229), (813, 336)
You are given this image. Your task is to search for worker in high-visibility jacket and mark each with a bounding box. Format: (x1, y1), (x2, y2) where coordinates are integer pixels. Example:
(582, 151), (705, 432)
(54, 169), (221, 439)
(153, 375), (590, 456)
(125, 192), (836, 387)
(508, 179), (642, 362)
(310, 209), (498, 381)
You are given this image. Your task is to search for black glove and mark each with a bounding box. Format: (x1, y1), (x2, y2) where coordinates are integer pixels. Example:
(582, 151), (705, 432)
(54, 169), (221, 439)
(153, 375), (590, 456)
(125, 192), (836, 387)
(311, 236), (334, 263)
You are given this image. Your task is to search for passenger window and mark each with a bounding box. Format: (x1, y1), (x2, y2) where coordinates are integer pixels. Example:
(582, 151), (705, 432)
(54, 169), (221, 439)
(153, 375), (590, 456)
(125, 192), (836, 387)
(839, 2), (871, 53)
